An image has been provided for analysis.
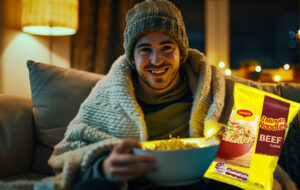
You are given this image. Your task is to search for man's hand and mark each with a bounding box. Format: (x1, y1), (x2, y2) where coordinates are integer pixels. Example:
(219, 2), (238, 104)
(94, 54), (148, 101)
(102, 139), (157, 183)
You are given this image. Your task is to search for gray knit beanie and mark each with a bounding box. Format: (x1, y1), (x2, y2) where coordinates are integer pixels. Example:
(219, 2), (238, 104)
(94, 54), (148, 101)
(124, 0), (189, 68)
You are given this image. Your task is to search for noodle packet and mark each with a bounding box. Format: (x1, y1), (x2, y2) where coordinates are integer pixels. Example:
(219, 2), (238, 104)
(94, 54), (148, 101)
(204, 83), (300, 190)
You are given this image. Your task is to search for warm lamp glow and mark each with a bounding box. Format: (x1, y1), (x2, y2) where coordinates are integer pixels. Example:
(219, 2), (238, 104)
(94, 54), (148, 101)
(22, 0), (78, 36)
(297, 29), (300, 39)
(22, 26), (76, 36)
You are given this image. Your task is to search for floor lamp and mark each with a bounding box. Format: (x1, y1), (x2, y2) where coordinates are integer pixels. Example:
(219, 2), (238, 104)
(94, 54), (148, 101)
(21, 0), (79, 64)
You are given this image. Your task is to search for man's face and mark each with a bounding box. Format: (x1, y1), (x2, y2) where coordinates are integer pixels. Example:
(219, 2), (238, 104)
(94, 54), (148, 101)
(133, 32), (181, 95)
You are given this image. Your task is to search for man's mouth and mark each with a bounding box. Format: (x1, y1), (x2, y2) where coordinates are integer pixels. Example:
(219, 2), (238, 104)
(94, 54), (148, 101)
(148, 68), (169, 75)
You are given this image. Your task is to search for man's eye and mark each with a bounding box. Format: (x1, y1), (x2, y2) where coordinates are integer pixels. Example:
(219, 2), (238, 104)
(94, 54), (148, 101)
(161, 45), (173, 52)
(139, 48), (152, 53)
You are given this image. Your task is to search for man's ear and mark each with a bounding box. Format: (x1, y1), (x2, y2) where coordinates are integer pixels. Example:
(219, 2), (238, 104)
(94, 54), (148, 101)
(179, 55), (184, 66)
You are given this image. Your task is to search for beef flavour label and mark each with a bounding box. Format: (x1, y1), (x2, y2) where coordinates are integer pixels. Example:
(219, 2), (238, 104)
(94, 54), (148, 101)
(255, 96), (290, 156)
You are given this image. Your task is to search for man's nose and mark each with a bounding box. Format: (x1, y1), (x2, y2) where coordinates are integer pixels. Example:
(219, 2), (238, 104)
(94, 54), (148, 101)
(150, 49), (163, 65)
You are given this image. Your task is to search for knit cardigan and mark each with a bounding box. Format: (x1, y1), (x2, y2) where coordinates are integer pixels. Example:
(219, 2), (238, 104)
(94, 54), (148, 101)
(1, 49), (298, 190)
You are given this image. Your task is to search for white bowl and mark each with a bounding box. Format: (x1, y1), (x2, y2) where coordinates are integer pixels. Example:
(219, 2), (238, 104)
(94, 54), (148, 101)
(133, 138), (220, 186)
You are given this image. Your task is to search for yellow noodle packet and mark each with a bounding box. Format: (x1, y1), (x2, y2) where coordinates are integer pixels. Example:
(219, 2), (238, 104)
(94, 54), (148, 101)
(204, 83), (300, 190)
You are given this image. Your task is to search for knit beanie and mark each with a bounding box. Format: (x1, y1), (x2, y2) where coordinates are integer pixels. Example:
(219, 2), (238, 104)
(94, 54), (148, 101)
(124, 0), (189, 68)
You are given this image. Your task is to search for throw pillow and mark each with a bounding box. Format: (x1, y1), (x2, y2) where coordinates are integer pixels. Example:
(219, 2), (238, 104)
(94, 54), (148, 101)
(27, 60), (103, 148)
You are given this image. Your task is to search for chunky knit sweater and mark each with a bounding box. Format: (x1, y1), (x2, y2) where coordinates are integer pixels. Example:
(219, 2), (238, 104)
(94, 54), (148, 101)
(1, 49), (298, 190)
(48, 49), (228, 189)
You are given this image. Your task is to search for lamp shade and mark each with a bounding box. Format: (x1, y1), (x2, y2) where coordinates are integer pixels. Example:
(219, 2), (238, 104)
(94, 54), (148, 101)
(22, 0), (78, 36)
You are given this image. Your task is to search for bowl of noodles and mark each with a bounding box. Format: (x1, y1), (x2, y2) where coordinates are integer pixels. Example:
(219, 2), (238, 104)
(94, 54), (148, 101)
(217, 121), (255, 160)
(133, 137), (220, 186)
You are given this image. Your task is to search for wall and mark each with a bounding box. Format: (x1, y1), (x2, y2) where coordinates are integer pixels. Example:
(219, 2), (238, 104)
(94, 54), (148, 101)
(0, 0), (71, 98)
(0, 0), (4, 93)
(205, 0), (230, 68)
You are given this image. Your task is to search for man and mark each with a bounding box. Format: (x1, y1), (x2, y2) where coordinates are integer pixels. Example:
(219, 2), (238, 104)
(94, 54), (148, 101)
(48, 0), (299, 190)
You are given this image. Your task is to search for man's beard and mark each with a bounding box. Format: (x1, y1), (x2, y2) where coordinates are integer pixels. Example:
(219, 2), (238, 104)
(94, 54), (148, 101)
(138, 69), (179, 91)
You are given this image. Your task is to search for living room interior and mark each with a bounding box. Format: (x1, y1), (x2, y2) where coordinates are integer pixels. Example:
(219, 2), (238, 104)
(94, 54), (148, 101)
(0, 0), (299, 189)
(0, 0), (299, 99)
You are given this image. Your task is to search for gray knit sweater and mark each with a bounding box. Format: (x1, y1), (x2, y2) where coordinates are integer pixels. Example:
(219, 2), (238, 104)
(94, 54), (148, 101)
(1, 49), (298, 190)
(48, 49), (228, 189)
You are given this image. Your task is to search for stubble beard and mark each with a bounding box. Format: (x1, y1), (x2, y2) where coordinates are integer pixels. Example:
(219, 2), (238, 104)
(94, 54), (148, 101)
(138, 69), (180, 91)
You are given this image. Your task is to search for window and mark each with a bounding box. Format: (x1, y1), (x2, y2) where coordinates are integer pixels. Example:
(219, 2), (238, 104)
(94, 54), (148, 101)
(171, 0), (205, 52)
(230, 0), (299, 69)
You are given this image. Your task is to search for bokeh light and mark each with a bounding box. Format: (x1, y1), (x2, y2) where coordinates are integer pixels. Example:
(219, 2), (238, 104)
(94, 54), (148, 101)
(274, 75), (281, 82)
(225, 69), (231, 76)
(218, 61), (225, 69)
(283, 64), (290, 70)
(255, 65), (261, 72)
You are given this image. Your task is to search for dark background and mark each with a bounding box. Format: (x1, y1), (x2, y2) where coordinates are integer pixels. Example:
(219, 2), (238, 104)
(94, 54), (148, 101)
(170, 0), (299, 69)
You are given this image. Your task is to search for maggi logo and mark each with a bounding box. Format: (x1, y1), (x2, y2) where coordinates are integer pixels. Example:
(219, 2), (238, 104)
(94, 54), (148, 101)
(237, 109), (253, 117)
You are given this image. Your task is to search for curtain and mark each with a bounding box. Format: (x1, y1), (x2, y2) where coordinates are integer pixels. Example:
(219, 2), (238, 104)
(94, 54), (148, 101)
(71, 0), (139, 74)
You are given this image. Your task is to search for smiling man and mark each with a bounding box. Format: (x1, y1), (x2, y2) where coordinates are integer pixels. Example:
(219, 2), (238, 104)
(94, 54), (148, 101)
(133, 32), (182, 98)
(131, 32), (193, 141)
(46, 0), (300, 190)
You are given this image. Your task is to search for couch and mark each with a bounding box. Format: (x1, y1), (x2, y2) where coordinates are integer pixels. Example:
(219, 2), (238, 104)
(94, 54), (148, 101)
(0, 60), (103, 182)
(0, 60), (299, 189)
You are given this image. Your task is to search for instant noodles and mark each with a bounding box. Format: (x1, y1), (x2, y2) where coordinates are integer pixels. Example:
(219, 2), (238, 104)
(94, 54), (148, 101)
(144, 136), (200, 150)
(204, 83), (300, 190)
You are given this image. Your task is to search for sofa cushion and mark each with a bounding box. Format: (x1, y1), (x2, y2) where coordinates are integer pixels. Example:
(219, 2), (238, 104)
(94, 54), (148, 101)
(2, 172), (49, 181)
(31, 143), (54, 175)
(278, 116), (300, 188)
(27, 61), (103, 148)
(0, 95), (34, 178)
